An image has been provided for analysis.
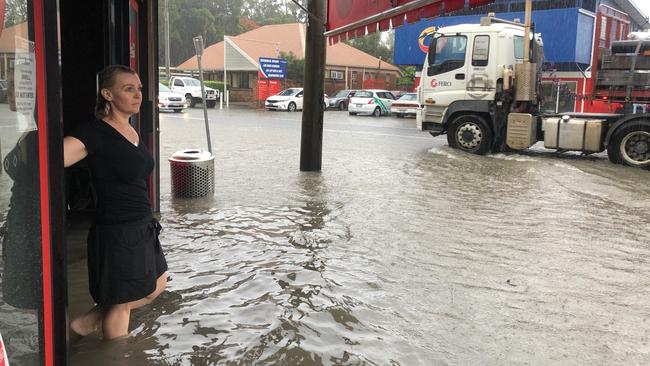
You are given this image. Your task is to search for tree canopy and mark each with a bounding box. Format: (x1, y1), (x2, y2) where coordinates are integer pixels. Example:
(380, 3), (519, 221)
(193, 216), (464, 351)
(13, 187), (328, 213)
(160, 0), (307, 66)
(160, 0), (396, 68)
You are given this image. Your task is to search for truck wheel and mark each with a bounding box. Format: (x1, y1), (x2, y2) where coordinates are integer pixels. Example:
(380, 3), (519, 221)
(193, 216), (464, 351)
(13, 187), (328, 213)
(287, 102), (297, 112)
(372, 107), (382, 117)
(185, 94), (195, 108)
(206, 100), (216, 108)
(447, 114), (493, 155)
(338, 101), (347, 110)
(608, 124), (650, 168)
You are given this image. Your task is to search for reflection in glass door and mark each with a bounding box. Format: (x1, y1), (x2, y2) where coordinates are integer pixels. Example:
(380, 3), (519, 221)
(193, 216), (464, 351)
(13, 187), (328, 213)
(0, 0), (47, 364)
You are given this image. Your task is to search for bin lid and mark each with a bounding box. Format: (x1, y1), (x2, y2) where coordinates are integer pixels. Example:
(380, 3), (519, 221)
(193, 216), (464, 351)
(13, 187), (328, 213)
(168, 149), (214, 162)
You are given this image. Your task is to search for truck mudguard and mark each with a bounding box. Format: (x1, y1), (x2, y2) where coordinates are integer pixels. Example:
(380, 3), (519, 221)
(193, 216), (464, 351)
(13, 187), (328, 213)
(603, 114), (650, 148)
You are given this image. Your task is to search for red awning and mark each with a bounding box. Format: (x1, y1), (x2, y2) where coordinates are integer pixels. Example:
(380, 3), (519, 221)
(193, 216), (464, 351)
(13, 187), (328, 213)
(326, 0), (495, 44)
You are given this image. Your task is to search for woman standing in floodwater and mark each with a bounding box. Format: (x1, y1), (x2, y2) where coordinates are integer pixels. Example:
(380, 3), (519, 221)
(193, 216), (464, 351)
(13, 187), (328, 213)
(63, 65), (168, 339)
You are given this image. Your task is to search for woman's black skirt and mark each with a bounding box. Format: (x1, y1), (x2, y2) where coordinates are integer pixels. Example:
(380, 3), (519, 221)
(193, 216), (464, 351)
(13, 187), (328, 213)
(87, 216), (168, 305)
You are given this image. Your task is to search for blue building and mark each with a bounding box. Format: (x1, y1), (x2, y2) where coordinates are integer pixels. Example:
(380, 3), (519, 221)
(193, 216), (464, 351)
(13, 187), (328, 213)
(394, 0), (648, 112)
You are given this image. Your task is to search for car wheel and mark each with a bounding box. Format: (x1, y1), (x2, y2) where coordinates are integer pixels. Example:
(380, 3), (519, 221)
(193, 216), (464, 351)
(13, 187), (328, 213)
(338, 101), (347, 110)
(608, 122), (650, 168)
(372, 107), (382, 117)
(185, 94), (195, 108)
(349, 112), (357, 116)
(447, 114), (493, 155)
(323, 103), (327, 111)
(173, 109), (183, 113)
(287, 102), (297, 112)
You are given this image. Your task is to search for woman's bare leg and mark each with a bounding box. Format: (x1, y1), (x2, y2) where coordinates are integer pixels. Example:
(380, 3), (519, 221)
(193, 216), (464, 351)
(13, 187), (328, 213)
(129, 272), (168, 310)
(103, 303), (131, 339)
(70, 306), (105, 336)
(102, 273), (168, 340)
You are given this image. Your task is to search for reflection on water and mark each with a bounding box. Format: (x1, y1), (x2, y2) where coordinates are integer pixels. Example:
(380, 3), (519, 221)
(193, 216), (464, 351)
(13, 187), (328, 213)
(69, 110), (650, 365)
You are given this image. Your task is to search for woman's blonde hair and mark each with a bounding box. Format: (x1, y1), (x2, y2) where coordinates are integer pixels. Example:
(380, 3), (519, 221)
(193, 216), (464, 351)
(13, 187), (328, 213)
(94, 64), (137, 119)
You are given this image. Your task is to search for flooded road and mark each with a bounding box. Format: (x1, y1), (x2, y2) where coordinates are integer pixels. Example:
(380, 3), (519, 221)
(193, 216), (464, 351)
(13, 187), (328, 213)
(69, 107), (650, 365)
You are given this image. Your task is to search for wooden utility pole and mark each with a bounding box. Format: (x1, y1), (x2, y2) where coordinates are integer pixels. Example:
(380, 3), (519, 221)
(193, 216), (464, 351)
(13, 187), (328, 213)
(299, 0), (326, 171)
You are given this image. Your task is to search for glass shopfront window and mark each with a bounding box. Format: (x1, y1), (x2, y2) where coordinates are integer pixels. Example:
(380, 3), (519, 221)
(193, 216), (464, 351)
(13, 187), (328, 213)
(0, 1), (46, 364)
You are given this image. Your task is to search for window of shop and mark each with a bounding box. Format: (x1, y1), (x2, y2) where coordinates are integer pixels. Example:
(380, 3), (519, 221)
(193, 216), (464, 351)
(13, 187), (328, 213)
(0, 0), (48, 364)
(328, 70), (344, 80)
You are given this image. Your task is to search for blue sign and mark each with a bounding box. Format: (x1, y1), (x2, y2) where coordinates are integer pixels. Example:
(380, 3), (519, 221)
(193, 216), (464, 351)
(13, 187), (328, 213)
(259, 57), (287, 79)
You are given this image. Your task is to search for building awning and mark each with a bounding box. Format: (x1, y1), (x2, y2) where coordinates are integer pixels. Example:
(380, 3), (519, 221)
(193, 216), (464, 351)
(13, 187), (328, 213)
(325, 0), (495, 44)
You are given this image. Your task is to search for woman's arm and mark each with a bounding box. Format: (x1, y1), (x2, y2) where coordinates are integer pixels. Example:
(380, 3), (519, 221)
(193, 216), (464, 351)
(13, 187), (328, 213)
(63, 136), (88, 167)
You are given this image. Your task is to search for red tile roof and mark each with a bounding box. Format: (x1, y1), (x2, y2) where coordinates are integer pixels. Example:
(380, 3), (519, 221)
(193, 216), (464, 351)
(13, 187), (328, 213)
(178, 23), (400, 73)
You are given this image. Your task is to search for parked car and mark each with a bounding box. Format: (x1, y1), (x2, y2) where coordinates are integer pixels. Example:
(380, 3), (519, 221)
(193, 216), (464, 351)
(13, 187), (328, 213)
(169, 76), (219, 108)
(390, 93), (420, 118)
(348, 90), (396, 117)
(265, 88), (328, 112)
(328, 89), (357, 110)
(266, 88), (304, 112)
(390, 90), (408, 100)
(158, 83), (187, 113)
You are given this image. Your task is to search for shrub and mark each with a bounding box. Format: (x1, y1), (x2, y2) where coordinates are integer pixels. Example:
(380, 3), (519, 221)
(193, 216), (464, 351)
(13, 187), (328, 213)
(204, 80), (227, 93)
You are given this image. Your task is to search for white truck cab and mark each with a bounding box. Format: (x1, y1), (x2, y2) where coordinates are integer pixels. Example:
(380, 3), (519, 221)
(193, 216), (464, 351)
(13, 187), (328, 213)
(169, 76), (219, 108)
(418, 22), (531, 134)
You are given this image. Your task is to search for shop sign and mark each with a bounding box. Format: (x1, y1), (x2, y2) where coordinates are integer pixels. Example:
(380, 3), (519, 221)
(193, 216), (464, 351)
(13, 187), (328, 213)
(14, 36), (36, 131)
(258, 57), (287, 79)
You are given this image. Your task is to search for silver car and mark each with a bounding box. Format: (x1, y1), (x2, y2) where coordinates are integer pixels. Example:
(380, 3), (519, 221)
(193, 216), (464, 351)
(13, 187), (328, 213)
(328, 89), (357, 110)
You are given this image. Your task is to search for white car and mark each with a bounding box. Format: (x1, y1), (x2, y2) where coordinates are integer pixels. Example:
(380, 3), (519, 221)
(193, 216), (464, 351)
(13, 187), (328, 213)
(169, 76), (219, 108)
(348, 90), (396, 117)
(158, 83), (187, 113)
(390, 93), (420, 118)
(265, 88), (328, 112)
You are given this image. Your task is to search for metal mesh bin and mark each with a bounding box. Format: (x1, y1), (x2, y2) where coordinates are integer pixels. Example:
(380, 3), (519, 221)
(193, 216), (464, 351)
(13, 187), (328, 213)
(168, 149), (214, 198)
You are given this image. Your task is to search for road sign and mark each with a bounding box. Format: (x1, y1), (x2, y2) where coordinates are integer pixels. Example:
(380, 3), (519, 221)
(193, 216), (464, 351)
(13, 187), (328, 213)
(259, 57), (287, 79)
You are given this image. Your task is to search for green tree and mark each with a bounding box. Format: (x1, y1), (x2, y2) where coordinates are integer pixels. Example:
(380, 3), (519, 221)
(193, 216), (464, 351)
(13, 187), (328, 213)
(397, 66), (416, 88)
(243, 0), (306, 24)
(4, 0), (27, 27)
(279, 51), (304, 83)
(346, 31), (394, 64)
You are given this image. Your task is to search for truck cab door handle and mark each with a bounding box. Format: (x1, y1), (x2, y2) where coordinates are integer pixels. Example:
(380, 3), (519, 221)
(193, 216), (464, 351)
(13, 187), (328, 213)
(455, 73), (465, 80)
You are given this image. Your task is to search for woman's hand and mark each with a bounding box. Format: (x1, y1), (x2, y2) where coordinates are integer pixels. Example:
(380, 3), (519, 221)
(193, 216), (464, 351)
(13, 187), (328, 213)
(63, 136), (88, 167)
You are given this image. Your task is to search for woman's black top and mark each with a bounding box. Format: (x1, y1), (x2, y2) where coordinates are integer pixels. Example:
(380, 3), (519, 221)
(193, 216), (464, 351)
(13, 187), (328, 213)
(69, 119), (154, 224)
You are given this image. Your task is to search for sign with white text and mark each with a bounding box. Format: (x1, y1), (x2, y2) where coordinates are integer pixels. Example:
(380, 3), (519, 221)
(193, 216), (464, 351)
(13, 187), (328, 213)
(258, 57), (287, 79)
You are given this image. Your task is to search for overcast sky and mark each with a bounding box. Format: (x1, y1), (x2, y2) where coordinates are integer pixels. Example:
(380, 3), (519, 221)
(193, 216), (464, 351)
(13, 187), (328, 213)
(631, 0), (650, 21)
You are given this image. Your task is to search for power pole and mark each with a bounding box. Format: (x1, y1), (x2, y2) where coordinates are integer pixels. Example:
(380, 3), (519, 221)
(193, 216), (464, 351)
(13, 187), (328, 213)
(299, 0), (326, 171)
(164, 0), (171, 79)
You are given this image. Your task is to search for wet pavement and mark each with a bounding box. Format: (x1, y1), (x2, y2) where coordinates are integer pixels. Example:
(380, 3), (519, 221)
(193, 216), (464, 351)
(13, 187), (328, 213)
(62, 106), (650, 364)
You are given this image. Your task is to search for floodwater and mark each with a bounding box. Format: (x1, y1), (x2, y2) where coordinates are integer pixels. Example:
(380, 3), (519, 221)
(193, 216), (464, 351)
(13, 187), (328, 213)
(61, 107), (650, 365)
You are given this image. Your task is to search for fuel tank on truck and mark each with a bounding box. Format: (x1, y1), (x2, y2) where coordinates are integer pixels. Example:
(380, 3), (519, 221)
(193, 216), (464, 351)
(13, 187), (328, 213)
(544, 116), (605, 153)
